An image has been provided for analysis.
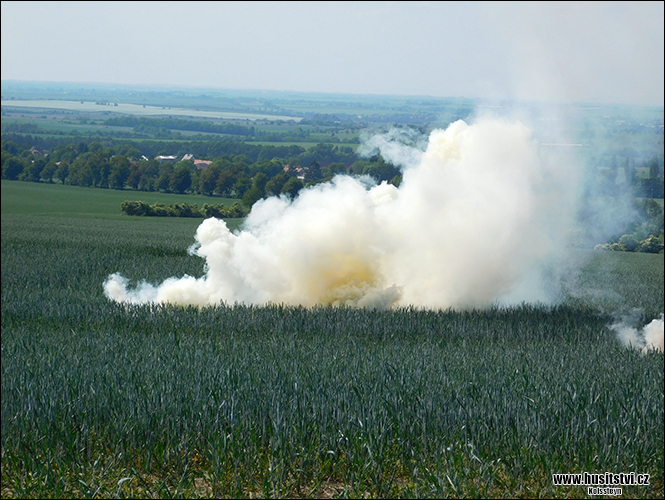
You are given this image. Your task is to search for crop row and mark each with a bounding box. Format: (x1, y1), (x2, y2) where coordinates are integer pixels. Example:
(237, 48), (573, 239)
(2, 213), (663, 498)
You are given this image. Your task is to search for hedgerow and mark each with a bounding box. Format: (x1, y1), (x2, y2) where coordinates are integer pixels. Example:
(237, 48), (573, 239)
(120, 200), (247, 218)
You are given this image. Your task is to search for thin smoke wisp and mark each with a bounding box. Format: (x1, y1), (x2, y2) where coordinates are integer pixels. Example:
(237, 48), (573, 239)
(611, 313), (665, 353)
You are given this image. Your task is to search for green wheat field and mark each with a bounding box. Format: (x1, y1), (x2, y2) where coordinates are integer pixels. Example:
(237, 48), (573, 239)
(1, 180), (663, 498)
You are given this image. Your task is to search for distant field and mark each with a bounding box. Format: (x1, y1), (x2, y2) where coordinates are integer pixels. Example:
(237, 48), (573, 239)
(1, 110), (360, 146)
(246, 140), (359, 150)
(2, 114), (132, 131)
(1, 99), (302, 122)
(0, 180), (246, 231)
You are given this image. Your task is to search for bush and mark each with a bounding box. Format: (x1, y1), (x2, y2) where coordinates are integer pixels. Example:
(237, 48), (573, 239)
(121, 201), (247, 219)
(639, 234), (664, 254)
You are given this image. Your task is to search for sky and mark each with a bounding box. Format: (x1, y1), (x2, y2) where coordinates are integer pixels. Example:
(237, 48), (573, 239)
(1, 1), (663, 106)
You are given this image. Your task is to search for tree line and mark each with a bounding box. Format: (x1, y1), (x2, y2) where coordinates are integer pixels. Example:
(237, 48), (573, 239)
(594, 198), (664, 253)
(0, 137), (400, 208)
(3, 116), (363, 144)
(0, 132), (309, 162)
(1, 135), (661, 251)
(103, 116), (256, 137)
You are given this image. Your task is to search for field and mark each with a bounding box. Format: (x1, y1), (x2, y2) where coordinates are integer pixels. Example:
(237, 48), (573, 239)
(1, 180), (663, 498)
(0, 99), (302, 122)
(0, 180), (243, 227)
(3, 82), (663, 165)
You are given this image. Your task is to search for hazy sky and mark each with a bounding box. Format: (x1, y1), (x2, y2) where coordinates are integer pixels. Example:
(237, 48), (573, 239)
(2, 1), (663, 106)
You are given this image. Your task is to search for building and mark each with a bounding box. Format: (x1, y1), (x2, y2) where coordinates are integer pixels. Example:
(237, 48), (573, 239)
(155, 155), (177, 164)
(194, 160), (212, 169)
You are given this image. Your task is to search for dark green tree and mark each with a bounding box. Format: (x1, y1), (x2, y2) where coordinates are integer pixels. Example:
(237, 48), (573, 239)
(40, 161), (58, 183)
(157, 163), (174, 192)
(281, 177), (304, 199)
(265, 170), (290, 197)
(216, 166), (243, 197)
(109, 156), (131, 190)
(304, 161), (322, 183)
(322, 162), (347, 179)
(233, 173), (252, 198)
(242, 186), (264, 208)
(54, 161), (69, 184)
(362, 156), (400, 183)
(170, 164), (192, 194)
(1, 140), (20, 155)
(19, 158), (46, 182)
(647, 156), (660, 179)
(67, 156), (94, 186)
(252, 172), (269, 195)
(198, 165), (221, 196)
(87, 141), (102, 153)
(1, 157), (25, 180)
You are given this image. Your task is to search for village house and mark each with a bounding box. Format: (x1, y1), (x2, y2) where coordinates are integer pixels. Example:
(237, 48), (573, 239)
(154, 155), (177, 164)
(194, 160), (212, 169)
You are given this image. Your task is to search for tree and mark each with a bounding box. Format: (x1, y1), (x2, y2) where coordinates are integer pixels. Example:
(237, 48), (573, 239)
(109, 156), (131, 190)
(647, 156), (660, 179)
(54, 161), (69, 184)
(19, 158), (46, 182)
(51, 144), (77, 163)
(362, 156), (400, 183)
(80, 150), (111, 188)
(242, 186), (264, 208)
(281, 177), (304, 199)
(2, 157), (25, 180)
(216, 166), (243, 197)
(304, 161), (322, 183)
(322, 162), (347, 178)
(170, 164), (192, 194)
(1, 140), (20, 156)
(67, 156), (94, 186)
(233, 173), (252, 198)
(157, 164), (174, 192)
(641, 198), (663, 220)
(349, 160), (371, 176)
(115, 144), (142, 159)
(618, 234), (640, 252)
(250, 159), (283, 178)
(252, 172), (269, 195)
(126, 164), (142, 190)
(40, 161), (58, 183)
(265, 171), (290, 197)
(198, 165), (221, 196)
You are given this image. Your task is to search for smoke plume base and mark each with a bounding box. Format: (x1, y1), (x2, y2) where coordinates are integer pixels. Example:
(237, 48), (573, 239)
(104, 116), (581, 311)
(611, 312), (665, 354)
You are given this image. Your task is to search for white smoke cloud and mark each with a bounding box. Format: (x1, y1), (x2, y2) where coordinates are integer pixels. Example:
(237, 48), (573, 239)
(104, 116), (580, 310)
(610, 313), (665, 353)
(358, 126), (428, 169)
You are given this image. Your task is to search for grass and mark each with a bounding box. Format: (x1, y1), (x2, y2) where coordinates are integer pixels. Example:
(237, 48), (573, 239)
(1, 180), (663, 498)
(0, 180), (245, 230)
